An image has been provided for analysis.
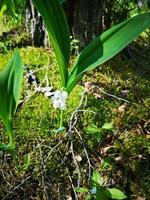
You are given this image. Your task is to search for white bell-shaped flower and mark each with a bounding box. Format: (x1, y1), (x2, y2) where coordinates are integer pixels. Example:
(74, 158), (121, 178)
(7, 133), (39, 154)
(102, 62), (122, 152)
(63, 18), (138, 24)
(51, 90), (68, 110)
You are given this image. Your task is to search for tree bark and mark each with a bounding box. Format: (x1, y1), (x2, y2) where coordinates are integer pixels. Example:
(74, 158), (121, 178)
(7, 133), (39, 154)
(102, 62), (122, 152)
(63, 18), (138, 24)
(25, 0), (46, 47)
(64, 0), (104, 49)
(24, 0), (123, 49)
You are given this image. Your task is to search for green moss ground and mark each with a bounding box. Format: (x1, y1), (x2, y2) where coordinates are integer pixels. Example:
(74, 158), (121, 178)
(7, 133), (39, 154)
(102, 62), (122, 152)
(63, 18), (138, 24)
(0, 28), (150, 199)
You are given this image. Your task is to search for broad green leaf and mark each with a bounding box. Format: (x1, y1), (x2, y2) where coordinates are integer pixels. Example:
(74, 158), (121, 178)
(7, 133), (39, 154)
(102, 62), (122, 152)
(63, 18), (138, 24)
(91, 186), (108, 200)
(32, 0), (70, 87)
(101, 122), (113, 130)
(66, 12), (150, 93)
(105, 188), (127, 199)
(92, 170), (102, 186)
(86, 124), (99, 134)
(96, 187), (108, 200)
(0, 50), (23, 148)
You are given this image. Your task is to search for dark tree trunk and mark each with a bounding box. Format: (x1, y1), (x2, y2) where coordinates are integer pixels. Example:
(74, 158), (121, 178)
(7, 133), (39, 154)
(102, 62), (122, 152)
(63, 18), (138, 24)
(25, 0), (46, 47)
(24, 0), (121, 49)
(102, 0), (115, 29)
(64, 0), (104, 49)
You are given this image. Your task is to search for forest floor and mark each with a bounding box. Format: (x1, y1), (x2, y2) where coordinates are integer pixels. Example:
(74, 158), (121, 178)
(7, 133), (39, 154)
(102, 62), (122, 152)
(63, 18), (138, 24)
(0, 22), (150, 200)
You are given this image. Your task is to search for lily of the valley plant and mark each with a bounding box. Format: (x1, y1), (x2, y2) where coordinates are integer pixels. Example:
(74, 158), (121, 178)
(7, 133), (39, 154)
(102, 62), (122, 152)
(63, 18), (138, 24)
(32, 0), (150, 98)
(31, 0), (150, 127)
(0, 0), (150, 153)
(0, 51), (23, 153)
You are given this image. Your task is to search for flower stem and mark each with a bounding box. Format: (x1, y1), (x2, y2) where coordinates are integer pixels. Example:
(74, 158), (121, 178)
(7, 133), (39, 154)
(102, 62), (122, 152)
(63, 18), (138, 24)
(59, 110), (64, 127)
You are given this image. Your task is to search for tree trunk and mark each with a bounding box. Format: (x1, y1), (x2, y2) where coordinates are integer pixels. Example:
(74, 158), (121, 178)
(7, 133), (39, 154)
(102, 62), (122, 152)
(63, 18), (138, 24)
(24, 0), (117, 49)
(64, 0), (104, 49)
(25, 0), (46, 47)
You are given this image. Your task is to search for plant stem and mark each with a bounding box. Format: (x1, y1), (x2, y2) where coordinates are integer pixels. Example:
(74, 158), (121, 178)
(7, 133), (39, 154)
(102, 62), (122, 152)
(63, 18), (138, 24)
(59, 110), (64, 127)
(57, 110), (60, 127)
(57, 110), (64, 128)
(8, 131), (13, 145)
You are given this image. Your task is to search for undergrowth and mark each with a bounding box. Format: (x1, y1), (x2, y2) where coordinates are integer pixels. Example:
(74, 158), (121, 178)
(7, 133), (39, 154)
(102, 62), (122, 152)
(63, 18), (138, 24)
(0, 29), (150, 199)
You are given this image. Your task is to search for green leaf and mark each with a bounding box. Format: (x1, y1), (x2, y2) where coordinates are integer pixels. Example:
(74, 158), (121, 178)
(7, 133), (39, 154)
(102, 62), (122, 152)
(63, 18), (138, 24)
(85, 194), (92, 200)
(86, 125), (102, 142)
(101, 122), (113, 130)
(0, 0), (26, 17)
(105, 188), (127, 199)
(0, 142), (15, 154)
(0, 4), (7, 19)
(0, 50), (23, 148)
(52, 127), (65, 134)
(18, 154), (31, 176)
(92, 170), (102, 186)
(59, 0), (66, 4)
(101, 158), (111, 169)
(66, 12), (150, 93)
(3, 0), (16, 17)
(32, 0), (70, 87)
(86, 124), (99, 134)
(96, 187), (108, 200)
(75, 187), (89, 194)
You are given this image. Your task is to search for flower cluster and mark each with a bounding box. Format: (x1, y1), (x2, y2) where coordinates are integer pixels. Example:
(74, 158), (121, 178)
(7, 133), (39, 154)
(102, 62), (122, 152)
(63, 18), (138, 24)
(39, 87), (68, 110)
(51, 90), (68, 110)
(25, 69), (68, 110)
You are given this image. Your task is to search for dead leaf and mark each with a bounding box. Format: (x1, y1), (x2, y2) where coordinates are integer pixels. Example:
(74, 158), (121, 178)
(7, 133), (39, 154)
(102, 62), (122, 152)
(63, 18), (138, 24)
(117, 104), (126, 113)
(136, 196), (145, 200)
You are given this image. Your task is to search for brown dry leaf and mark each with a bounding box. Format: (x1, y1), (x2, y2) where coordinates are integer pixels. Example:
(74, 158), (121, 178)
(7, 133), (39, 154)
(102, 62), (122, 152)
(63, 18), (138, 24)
(66, 195), (72, 200)
(117, 104), (126, 113)
(136, 196), (145, 200)
(144, 119), (150, 128)
(75, 154), (82, 162)
(146, 134), (150, 139)
(84, 82), (93, 92)
(100, 146), (114, 156)
(93, 92), (103, 99)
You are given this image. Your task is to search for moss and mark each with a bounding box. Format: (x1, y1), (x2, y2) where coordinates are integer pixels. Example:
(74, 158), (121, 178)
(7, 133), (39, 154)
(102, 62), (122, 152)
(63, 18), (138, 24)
(0, 36), (150, 199)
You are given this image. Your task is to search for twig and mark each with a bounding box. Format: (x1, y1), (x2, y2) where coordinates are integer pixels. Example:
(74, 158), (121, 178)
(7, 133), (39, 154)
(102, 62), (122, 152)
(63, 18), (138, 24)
(0, 168), (11, 187)
(68, 92), (96, 191)
(24, 72), (47, 103)
(68, 91), (96, 134)
(70, 140), (81, 188)
(25, 63), (56, 75)
(24, 67), (53, 104)
(69, 109), (96, 133)
(2, 176), (31, 200)
(68, 175), (78, 200)
(38, 142), (49, 200)
(94, 86), (130, 103)
(44, 132), (68, 163)
(74, 127), (93, 181)
(67, 92), (86, 191)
